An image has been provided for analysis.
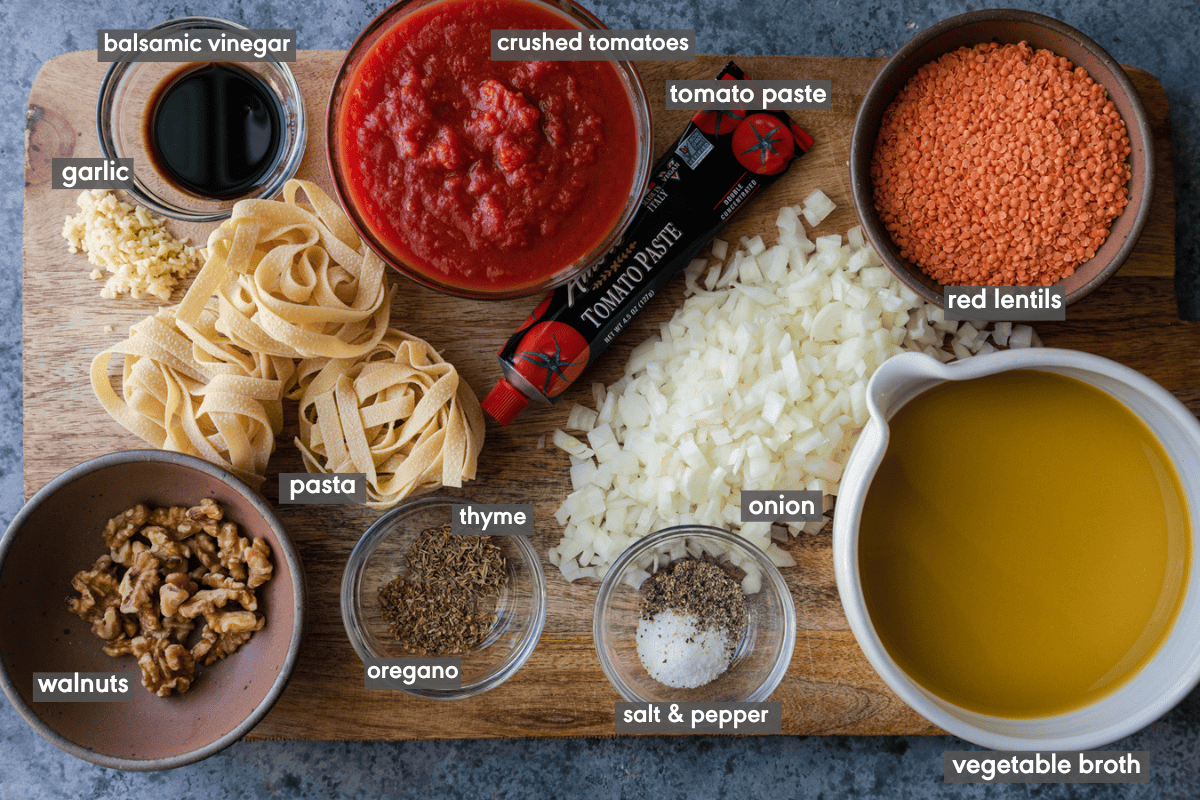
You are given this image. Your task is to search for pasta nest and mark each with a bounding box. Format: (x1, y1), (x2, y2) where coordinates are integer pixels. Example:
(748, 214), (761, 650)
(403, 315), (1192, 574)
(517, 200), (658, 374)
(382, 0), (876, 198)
(292, 330), (486, 508)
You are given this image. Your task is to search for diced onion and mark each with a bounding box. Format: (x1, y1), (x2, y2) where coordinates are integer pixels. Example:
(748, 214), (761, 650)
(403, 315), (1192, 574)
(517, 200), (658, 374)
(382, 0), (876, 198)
(1009, 324), (1035, 349)
(550, 189), (1041, 582)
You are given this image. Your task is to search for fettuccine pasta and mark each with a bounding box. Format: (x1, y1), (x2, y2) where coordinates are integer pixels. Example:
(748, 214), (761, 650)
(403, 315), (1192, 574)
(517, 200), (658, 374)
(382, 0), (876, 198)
(179, 179), (393, 360)
(90, 306), (290, 488)
(293, 330), (486, 508)
(92, 180), (398, 488)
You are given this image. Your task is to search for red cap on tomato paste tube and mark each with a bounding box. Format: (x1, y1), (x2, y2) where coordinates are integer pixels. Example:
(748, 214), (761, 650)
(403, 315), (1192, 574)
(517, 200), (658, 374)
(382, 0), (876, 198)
(482, 378), (531, 426)
(483, 61), (814, 426)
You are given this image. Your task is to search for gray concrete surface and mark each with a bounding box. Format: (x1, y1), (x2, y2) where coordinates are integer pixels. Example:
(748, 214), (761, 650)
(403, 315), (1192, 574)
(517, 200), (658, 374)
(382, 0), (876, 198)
(4, 0), (1200, 797)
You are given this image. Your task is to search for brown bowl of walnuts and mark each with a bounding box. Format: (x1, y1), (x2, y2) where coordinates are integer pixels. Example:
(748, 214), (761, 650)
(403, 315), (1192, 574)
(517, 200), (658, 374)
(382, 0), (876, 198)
(0, 450), (305, 770)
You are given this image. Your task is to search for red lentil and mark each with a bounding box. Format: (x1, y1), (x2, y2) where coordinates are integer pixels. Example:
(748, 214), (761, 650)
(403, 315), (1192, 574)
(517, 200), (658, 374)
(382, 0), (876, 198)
(871, 42), (1131, 286)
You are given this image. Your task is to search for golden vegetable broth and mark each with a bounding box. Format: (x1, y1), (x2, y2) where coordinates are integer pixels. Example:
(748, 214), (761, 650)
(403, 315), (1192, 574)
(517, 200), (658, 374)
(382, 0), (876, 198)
(859, 370), (1190, 718)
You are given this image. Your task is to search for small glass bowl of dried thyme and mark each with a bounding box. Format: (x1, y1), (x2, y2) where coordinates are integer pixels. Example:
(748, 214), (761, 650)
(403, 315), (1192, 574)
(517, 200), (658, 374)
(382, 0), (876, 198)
(594, 526), (796, 703)
(341, 496), (546, 699)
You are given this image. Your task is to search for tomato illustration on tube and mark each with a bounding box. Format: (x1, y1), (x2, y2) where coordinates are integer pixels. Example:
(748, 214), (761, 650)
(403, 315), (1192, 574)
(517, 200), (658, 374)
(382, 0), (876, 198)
(732, 114), (796, 175)
(513, 322), (590, 398)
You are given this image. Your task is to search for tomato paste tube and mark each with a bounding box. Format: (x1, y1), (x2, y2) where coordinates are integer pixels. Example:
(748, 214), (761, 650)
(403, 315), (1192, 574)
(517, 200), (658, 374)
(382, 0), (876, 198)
(482, 62), (815, 425)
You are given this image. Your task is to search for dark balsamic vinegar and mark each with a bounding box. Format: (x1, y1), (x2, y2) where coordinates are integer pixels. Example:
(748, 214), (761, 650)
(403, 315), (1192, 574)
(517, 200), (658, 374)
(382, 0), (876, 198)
(146, 63), (284, 199)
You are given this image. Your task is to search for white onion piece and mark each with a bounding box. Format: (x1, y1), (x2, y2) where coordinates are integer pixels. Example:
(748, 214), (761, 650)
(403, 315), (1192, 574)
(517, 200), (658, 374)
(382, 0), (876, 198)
(1009, 325), (1034, 349)
(992, 322), (1013, 346)
(566, 404), (599, 432)
(552, 430), (591, 458)
(801, 190), (836, 227)
(549, 191), (1041, 582)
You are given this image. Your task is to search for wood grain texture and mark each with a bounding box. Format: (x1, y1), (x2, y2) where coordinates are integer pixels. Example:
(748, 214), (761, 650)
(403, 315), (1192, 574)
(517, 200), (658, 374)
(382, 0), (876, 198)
(23, 51), (1177, 739)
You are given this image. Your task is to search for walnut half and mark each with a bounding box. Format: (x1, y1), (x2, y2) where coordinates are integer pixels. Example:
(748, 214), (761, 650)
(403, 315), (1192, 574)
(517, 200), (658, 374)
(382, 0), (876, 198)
(244, 538), (274, 589)
(159, 572), (196, 617)
(191, 626), (257, 667)
(132, 636), (195, 697)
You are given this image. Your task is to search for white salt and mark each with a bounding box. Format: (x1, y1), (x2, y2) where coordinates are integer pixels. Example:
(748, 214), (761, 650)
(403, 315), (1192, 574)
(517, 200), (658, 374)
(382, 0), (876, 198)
(636, 609), (731, 689)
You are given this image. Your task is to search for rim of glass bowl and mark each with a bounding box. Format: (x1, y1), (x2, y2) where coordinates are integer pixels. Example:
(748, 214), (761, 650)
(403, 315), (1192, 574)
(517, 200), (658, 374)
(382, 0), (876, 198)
(592, 525), (797, 703)
(340, 495), (548, 700)
(324, 0), (654, 300)
(95, 16), (307, 223)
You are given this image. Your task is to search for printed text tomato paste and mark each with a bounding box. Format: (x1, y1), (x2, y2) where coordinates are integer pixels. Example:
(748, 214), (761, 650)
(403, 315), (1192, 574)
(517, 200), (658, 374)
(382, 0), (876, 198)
(336, 0), (641, 294)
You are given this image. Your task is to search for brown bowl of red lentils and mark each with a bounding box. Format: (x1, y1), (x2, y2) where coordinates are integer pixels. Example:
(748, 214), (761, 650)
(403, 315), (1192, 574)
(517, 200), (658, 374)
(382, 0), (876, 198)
(850, 9), (1153, 306)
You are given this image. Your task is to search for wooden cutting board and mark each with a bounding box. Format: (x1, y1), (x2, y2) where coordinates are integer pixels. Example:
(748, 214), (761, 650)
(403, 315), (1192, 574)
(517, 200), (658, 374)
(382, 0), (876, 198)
(23, 51), (1181, 739)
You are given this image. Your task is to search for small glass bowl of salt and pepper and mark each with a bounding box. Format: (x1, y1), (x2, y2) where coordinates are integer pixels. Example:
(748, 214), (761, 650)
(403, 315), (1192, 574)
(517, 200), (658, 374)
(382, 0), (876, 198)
(594, 526), (796, 702)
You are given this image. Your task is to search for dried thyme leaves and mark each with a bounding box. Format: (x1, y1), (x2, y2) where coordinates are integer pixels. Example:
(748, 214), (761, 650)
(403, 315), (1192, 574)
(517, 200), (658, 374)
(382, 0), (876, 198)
(378, 524), (507, 654)
(640, 559), (747, 658)
(402, 525), (506, 590)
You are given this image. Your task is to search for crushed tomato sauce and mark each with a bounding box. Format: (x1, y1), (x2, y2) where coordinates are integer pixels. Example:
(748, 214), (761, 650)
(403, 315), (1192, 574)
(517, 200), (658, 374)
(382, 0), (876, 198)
(337, 0), (640, 293)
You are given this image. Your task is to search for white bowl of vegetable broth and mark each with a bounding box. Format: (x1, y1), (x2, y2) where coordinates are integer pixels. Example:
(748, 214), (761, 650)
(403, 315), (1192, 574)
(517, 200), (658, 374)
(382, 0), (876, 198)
(833, 349), (1200, 750)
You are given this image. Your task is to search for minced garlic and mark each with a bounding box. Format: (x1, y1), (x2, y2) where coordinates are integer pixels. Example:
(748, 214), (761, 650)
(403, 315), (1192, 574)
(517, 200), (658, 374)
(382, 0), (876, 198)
(62, 190), (203, 301)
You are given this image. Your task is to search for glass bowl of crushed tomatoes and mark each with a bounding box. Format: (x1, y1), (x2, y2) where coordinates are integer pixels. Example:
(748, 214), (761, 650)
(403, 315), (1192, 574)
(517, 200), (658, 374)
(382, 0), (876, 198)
(328, 0), (653, 300)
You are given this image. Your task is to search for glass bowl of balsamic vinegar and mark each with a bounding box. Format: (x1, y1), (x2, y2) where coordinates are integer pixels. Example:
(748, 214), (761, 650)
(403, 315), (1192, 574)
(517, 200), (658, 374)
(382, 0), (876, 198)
(96, 17), (306, 222)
